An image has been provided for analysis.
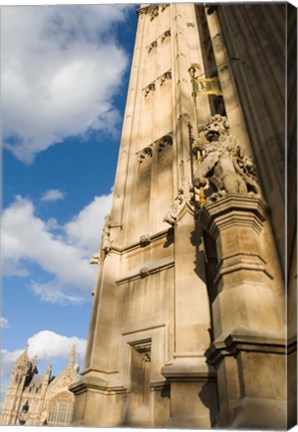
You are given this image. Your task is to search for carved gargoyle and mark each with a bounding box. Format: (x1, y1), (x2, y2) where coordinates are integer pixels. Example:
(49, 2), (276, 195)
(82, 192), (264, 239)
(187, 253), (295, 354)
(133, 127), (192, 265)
(193, 115), (260, 199)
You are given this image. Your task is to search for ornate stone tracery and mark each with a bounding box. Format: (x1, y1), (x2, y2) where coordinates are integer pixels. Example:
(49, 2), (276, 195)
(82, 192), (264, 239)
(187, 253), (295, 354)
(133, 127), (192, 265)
(136, 134), (172, 164)
(143, 69), (172, 97)
(160, 70), (172, 86)
(137, 146), (153, 163)
(143, 82), (156, 97)
(157, 135), (172, 153)
(193, 115), (260, 200)
(147, 29), (171, 54)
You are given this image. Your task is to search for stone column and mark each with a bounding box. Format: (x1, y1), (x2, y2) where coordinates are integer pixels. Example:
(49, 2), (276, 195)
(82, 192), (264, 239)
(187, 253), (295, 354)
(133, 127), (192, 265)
(199, 193), (286, 429)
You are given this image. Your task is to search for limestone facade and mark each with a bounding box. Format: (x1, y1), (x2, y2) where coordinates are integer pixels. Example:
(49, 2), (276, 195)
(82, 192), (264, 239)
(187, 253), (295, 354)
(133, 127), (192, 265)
(70, 3), (296, 429)
(1, 346), (79, 426)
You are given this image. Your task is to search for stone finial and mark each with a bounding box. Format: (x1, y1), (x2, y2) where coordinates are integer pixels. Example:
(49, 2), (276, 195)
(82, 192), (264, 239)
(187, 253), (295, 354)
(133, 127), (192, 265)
(68, 345), (76, 368)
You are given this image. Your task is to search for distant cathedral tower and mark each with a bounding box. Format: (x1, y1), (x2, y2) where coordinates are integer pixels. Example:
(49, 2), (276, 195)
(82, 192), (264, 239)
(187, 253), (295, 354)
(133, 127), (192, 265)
(70, 3), (296, 429)
(1, 345), (79, 426)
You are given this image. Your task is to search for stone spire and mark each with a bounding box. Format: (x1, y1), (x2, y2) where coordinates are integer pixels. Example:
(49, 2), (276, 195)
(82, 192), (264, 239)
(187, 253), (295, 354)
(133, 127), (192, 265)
(68, 345), (76, 369)
(14, 344), (29, 370)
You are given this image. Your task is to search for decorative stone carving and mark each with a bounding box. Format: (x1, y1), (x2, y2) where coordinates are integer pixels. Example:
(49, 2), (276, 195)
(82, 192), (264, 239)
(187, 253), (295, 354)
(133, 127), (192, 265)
(163, 178), (192, 226)
(149, 6), (159, 21)
(140, 234), (151, 247)
(160, 29), (171, 43)
(137, 146), (153, 163)
(143, 82), (156, 97)
(160, 4), (170, 12)
(139, 267), (150, 278)
(147, 40), (158, 53)
(193, 115), (260, 200)
(100, 215), (112, 254)
(142, 352), (151, 362)
(147, 29), (171, 54)
(160, 70), (172, 86)
(158, 135), (172, 153)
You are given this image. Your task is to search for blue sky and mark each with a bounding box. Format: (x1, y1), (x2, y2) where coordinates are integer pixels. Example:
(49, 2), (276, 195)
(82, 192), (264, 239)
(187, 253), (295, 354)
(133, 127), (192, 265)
(1, 4), (137, 405)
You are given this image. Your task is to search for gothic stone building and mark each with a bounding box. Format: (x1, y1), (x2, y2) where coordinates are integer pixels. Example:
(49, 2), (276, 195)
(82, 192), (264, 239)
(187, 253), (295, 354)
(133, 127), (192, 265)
(1, 346), (79, 426)
(69, 3), (296, 429)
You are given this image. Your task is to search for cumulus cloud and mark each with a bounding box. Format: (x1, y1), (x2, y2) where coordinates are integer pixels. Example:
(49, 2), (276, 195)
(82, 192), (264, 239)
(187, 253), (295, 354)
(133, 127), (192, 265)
(41, 189), (66, 202)
(1, 331), (86, 380)
(27, 330), (86, 361)
(2, 193), (112, 304)
(1, 348), (24, 379)
(0, 317), (10, 329)
(65, 193), (112, 252)
(2, 5), (131, 163)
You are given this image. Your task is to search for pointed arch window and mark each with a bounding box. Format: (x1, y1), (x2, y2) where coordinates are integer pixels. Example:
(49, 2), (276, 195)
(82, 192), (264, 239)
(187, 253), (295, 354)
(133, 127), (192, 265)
(47, 392), (74, 426)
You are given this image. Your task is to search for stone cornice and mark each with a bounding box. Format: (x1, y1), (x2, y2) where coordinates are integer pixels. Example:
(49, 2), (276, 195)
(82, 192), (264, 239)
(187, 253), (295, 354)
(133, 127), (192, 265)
(69, 376), (127, 396)
(206, 327), (293, 366)
(199, 193), (268, 236)
(116, 257), (174, 285)
(110, 227), (173, 255)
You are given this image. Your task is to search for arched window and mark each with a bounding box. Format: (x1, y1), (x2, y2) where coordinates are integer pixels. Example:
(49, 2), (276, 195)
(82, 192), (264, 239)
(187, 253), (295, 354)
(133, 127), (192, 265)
(47, 392), (74, 426)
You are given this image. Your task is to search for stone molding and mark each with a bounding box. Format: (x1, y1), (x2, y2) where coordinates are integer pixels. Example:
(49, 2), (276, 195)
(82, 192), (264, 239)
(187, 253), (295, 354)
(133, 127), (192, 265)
(110, 227), (173, 255)
(161, 358), (216, 382)
(205, 327), (289, 366)
(199, 193), (268, 237)
(69, 376), (127, 396)
(116, 257), (174, 285)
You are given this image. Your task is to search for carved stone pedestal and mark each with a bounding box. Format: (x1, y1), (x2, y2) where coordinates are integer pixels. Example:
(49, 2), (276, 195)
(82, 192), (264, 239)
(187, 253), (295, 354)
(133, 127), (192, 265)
(199, 194), (286, 429)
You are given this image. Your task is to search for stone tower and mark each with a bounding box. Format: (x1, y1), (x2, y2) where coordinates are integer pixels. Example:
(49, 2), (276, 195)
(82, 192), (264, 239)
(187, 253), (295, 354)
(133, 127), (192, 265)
(1, 346), (79, 426)
(1, 346), (38, 425)
(70, 3), (296, 429)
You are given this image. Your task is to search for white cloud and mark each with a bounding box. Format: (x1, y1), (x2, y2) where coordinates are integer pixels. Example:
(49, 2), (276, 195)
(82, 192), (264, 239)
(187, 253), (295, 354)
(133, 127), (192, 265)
(27, 330), (86, 361)
(1, 331), (86, 380)
(41, 189), (66, 202)
(2, 193), (112, 304)
(0, 317), (10, 329)
(65, 193), (112, 252)
(2, 5), (131, 163)
(1, 349), (24, 379)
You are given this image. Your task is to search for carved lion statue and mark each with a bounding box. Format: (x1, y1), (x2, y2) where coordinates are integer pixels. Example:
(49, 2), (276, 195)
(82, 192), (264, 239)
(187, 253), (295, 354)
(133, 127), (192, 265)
(193, 115), (260, 197)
